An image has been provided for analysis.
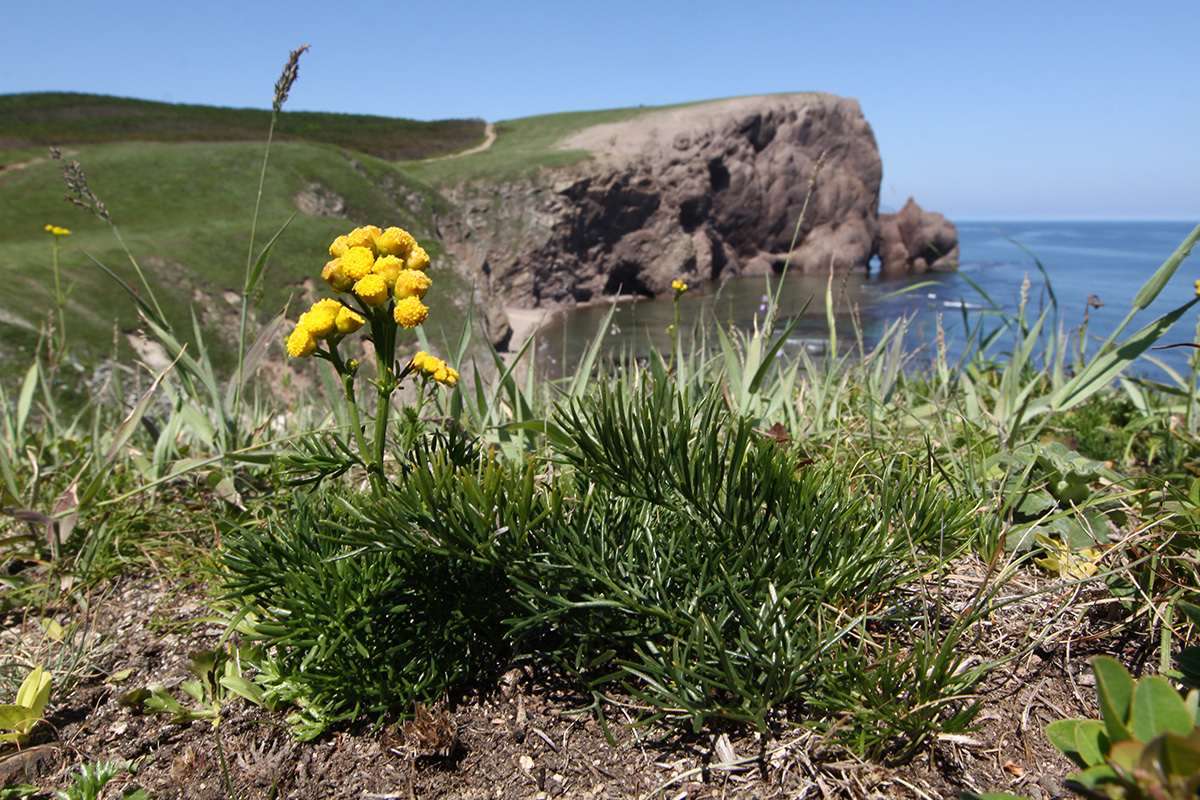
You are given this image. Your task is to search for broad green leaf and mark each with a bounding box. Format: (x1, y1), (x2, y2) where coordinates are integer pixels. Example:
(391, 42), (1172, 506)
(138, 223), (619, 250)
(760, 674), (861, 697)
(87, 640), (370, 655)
(1106, 740), (1143, 777)
(40, 618), (64, 641)
(1045, 718), (1086, 763)
(0, 705), (36, 733)
(143, 687), (185, 714)
(1159, 730), (1200, 778)
(1074, 719), (1108, 767)
(14, 667), (51, 718)
(1131, 675), (1194, 742)
(107, 668), (135, 684)
(219, 675), (266, 707)
(1093, 656), (1135, 743)
(1068, 764), (1121, 792)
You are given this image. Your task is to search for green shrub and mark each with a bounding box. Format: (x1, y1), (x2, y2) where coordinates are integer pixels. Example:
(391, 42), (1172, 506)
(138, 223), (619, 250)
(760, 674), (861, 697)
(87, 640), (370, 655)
(228, 378), (995, 753)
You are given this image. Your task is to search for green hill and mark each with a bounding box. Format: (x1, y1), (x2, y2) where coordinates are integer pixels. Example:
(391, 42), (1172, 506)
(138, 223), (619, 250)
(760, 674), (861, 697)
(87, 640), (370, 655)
(0, 95), (483, 378)
(0, 92), (486, 161)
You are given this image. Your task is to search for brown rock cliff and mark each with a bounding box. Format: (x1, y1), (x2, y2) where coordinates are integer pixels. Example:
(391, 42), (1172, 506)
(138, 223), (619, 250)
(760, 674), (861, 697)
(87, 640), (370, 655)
(439, 93), (956, 346)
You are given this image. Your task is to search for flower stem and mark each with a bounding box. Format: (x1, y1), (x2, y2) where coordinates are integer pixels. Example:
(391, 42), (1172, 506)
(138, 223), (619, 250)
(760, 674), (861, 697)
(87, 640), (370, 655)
(50, 236), (67, 367)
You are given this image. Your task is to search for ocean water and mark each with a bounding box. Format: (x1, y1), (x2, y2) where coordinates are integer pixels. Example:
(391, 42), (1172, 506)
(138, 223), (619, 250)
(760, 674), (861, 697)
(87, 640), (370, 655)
(534, 220), (1200, 381)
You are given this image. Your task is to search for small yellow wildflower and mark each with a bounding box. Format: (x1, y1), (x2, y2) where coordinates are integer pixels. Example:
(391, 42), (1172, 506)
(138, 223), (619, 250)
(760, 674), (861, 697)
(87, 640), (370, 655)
(394, 296), (429, 329)
(322, 258), (355, 293)
(372, 255), (404, 288)
(329, 235), (351, 257)
(286, 325), (318, 357)
(345, 226), (382, 252)
(377, 227), (416, 258)
(409, 351), (459, 387)
(394, 269), (432, 300)
(1034, 533), (1103, 579)
(341, 246), (376, 281)
(1195, 278), (1200, 298)
(300, 299), (341, 338)
(353, 273), (389, 307)
(335, 305), (365, 334)
(404, 245), (430, 272)
(672, 280), (688, 293)
(44, 224), (71, 237)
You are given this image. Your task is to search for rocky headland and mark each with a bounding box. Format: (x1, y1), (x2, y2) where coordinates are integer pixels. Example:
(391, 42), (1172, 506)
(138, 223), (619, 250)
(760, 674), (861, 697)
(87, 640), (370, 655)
(439, 93), (958, 348)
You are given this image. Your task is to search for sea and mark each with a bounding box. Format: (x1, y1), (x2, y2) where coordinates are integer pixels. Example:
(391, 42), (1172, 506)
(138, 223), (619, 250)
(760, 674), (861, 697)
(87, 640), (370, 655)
(533, 220), (1200, 383)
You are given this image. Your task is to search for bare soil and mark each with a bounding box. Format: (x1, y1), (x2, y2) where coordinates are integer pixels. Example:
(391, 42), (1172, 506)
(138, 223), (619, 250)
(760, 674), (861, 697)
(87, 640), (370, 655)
(1, 559), (1145, 800)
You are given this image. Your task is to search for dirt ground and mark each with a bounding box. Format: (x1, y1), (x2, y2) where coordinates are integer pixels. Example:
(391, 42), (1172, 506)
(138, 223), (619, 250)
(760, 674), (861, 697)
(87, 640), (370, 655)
(0, 559), (1144, 800)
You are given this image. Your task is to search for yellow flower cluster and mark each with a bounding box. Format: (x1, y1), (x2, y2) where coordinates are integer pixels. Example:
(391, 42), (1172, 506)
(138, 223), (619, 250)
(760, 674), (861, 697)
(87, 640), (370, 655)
(410, 351), (459, 387)
(321, 225), (432, 327)
(44, 224), (71, 237)
(672, 279), (688, 293)
(286, 298), (365, 358)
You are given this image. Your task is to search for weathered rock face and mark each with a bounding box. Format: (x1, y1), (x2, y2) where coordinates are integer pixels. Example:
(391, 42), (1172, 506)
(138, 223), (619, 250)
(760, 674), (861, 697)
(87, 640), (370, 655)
(876, 198), (959, 274)
(440, 93), (955, 343)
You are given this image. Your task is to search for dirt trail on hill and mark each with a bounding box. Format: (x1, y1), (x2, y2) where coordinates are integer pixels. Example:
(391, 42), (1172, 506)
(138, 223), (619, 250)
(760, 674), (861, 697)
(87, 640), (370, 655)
(421, 122), (495, 161)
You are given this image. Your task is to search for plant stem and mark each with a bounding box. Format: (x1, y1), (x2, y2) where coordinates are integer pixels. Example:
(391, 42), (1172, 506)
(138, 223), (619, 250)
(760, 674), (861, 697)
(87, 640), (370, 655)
(50, 236), (67, 368)
(232, 100), (280, 451)
(369, 308), (397, 496)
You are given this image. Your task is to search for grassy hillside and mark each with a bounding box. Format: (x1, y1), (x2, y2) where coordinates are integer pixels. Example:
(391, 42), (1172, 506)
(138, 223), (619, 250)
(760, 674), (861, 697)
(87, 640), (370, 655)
(401, 103), (695, 186)
(0, 139), (464, 378)
(0, 93), (487, 161)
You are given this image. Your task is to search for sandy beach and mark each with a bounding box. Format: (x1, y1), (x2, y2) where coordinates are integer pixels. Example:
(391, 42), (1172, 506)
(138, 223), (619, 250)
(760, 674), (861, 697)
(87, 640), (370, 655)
(504, 306), (554, 351)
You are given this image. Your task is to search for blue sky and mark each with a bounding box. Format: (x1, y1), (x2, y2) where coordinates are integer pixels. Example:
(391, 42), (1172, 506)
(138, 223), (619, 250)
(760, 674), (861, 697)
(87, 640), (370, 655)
(5, 1), (1198, 221)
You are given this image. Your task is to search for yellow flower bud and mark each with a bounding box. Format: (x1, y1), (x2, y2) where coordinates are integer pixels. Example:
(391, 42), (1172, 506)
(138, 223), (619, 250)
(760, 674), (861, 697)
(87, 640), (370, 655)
(322, 258), (355, 293)
(394, 296), (429, 329)
(410, 351), (429, 371)
(286, 325), (318, 357)
(394, 269), (432, 300)
(441, 368), (459, 388)
(345, 226), (382, 252)
(301, 299), (341, 338)
(672, 280), (688, 293)
(373, 255), (404, 288)
(341, 246), (376, 281)
(336, 306), (365, 333)
(404, 245), (430, 271)
(353, 273), (389, 307)
(377, 227), (416, 258)
(329, 235), (351, 257)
